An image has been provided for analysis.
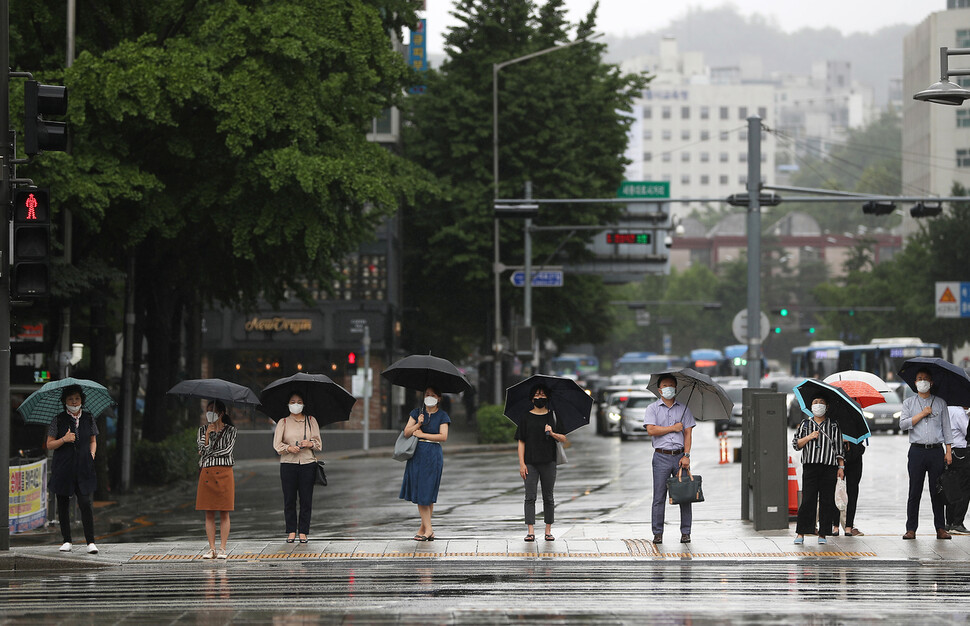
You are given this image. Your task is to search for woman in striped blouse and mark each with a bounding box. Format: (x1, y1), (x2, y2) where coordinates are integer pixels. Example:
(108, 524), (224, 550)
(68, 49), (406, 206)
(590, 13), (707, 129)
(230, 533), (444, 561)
(196, 400), (237, 559)
(792, 397), (845, 545)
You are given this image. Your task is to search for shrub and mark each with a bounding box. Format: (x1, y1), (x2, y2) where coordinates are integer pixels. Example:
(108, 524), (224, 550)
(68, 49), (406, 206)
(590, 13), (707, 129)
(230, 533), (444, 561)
(133, 428), (200, 485)
(476, 403), (517, 444)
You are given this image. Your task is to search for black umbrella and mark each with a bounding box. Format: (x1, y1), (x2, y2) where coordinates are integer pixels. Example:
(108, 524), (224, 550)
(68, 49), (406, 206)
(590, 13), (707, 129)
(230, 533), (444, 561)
(646, 367), (732, 423)
(503, 374), (592, 434)
(898, 357), (970, 407)
(166, 378), (261, 406)
(793, 378), (871, 444)
(259, 373), (356, 426)
(381, 355), (471, 394)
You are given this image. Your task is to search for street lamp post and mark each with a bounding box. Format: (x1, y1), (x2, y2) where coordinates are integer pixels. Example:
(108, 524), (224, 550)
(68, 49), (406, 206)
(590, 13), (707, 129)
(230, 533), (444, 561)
(491, 35), (598, 403)
(914, 47), (970, 105)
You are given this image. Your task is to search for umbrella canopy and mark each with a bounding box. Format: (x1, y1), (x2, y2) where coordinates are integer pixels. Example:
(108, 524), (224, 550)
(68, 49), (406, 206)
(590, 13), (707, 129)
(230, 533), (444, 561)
(503, 374), (593, 434)
(259, 373), (356, 425)
(793, 378), (871, 444)
(822, 370), (892, 395)
(827, 380), (886, 408)
(166, 378), (261, 406)
(898, 357), (970, 407)
(17, 378), (116, 426)
(646, 368), (733, 423)
(381, 355), (471, 394)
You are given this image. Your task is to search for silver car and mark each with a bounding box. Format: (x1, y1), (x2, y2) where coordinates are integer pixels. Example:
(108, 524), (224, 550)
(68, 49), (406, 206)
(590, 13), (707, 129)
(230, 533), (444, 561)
(619, 391), (658, 441)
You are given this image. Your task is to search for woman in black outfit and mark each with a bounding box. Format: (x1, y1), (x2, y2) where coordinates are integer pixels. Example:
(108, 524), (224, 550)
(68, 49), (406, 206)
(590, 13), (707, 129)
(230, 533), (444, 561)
(831, 439), (866, 536)
(515, 384), (567, 542)
(45, 384), (99, 554)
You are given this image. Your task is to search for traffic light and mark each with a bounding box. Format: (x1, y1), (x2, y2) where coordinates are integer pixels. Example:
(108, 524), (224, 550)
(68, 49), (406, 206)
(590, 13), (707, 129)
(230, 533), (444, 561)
(803, 327), (816, 334)
(773, 327), (782, 334)
(11, 188), (51, 298)
(24, 81), (68, 155)
(861, 201), (895, 215)
(347, 352), (358, 375)
(910, 202), (942, 218)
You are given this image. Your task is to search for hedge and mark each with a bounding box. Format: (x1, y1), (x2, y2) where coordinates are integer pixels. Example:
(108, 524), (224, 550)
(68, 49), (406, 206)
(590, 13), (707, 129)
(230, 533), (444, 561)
(476, 403), (517, 444)
(133, 427), (200, 485)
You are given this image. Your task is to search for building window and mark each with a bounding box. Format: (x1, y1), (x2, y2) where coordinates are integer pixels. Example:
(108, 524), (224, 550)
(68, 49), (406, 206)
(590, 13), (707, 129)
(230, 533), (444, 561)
(681, 152), (690, 163)
(681, 129), (691, 140)
(700, 130), (710, 141)
(720, 131), (730, 141)
(739, 130), (747, 141)
(739, 175), (747, 185)
(720, 152), (729, 163)
(643, 106), (652, 119)
(739, 152), (747, 163)
(739, 106), (748, 119)
(681, 174), (691, 185)
(761, 153), (767, 162)
(720, 106), (729, 120)
(719, 175), (729, 185)
(643, 152), (652, 162)
(700, 175), (710, 185)
(662, 152), (672, 163)
(700, 152), (709, 163)
(959, 28), (970, 48)
(700, 106), (710, 120)
(662, 106), (671, 119)
(662, 173), (672, 182)
(662, 129), (672, 140)
(958, 110), (970, 128)
(758, 106), (767, 119)
(644, 129), (653, 140)
(681, 106), (690, 120)
(958, 148), (970, 167)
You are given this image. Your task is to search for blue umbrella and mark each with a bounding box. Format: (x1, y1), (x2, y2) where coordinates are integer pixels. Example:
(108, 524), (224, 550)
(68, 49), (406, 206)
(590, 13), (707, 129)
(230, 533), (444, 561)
(793, 378), (871, 444)
(898, 357), (970, 407)
(17, 378), (116, 426)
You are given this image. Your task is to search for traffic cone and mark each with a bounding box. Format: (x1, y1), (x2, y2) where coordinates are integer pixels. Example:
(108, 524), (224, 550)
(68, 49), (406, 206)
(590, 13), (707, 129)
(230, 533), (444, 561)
(788, 456), (799, 520)
(718, 432), (729, 464)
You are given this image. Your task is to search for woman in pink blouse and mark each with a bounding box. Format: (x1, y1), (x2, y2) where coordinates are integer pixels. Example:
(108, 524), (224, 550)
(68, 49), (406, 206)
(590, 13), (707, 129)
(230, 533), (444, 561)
(272, 393), (322, 543)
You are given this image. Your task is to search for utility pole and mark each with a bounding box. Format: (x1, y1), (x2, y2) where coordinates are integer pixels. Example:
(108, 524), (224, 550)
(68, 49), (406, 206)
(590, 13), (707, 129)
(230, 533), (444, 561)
(0, 0), (12, 550)
(58, 0), (75, 378)
(746, 116), (762, 388)
(362, 324), (370, 451)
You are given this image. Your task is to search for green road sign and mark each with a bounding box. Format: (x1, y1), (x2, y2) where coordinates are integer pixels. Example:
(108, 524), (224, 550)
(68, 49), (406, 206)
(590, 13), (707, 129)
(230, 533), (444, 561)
(616, 181), (670, 199)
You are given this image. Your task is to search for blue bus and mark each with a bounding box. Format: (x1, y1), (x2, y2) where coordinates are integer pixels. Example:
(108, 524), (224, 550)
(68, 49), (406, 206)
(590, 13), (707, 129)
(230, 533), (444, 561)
(550, 353), (600, 379)
(723, 344), (767, 378)
(689, 348), (727, 377)
(836, 338), (942, 381)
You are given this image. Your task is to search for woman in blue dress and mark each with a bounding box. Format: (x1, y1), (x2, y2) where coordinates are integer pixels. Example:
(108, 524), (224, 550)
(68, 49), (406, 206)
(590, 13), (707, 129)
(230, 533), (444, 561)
(399, 386), (450, 541)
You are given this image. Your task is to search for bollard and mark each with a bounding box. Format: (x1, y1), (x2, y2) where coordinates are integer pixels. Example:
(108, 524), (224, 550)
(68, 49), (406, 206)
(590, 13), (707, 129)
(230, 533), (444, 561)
(788, 456), (799, 520)
(718, 432), (729, 464)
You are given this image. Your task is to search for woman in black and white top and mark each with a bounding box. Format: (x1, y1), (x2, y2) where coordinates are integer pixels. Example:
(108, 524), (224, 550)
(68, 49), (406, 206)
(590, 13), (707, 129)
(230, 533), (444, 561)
(196, 400), (237, 559)
(792, 396), (844, 545)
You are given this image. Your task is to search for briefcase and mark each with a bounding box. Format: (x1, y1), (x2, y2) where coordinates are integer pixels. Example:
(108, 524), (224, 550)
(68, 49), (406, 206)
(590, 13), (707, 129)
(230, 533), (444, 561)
(667, 469), (704, 505)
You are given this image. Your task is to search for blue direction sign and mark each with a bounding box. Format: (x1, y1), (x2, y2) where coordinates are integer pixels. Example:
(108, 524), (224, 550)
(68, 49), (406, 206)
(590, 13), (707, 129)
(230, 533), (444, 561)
(510, 270), (564, 287)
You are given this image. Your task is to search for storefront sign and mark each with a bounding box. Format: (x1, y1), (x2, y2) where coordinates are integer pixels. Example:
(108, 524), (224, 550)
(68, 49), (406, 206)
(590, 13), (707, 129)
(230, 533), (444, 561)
(243, 317), (313, 335)
(9, 459), (47, 534)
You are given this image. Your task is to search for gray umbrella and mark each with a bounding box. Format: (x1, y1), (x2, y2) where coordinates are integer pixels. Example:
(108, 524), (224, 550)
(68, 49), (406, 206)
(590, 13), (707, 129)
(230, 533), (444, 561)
(166, 378), (261, 406)
(646, 367), (733, 422)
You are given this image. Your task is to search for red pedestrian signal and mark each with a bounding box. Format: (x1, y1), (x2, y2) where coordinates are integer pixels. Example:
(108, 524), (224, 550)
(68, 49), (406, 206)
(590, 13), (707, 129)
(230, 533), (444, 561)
(347, 352), (358, 374)
(12, 188), (51, 298)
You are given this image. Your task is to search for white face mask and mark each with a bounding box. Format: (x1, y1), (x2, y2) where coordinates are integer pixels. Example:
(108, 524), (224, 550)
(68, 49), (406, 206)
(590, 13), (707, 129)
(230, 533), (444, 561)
(65, 404), (82, 415)
(660, 387), (676, 400)
(811, 404), (827, 417)
(424, 396), (439, 408)
(916, 380), (932, 394)
(205, 411), (220, 423)
(288, 403), (304, 415)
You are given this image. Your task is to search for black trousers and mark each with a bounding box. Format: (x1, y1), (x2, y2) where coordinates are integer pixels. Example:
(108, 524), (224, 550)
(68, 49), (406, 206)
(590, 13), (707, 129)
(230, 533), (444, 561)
(829, 457), (863, 529)
(796, 463), (836, 536)
(946, 448), (970, 527)
(907, 444), (946, 532)
(280, 463), (316, 535)
(523, 461), (557, 526)
(56, 483), (95, 544)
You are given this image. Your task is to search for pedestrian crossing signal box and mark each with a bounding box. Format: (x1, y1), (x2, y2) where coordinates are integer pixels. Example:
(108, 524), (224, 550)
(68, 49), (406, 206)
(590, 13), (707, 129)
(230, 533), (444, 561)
(741, 389), (788, 531)
(12, 188), (51, 298)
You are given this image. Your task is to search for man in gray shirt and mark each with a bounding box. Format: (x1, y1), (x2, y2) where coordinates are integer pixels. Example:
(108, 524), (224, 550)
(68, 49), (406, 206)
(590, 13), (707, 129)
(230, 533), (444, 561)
(899, 369), (953, 540)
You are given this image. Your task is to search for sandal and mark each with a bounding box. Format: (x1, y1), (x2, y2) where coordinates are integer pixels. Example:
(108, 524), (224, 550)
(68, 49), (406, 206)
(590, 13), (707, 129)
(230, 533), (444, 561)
(523, 534), (535, 542)
(413, 534), (428, 541)
(286, 534), (296, 544)
(544, 534), (555, 541)
(426, 533), (435, 542)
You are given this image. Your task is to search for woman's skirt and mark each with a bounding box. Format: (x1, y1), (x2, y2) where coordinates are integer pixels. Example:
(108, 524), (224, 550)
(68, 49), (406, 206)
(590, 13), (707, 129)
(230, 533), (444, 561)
(196, 466), (235, 511)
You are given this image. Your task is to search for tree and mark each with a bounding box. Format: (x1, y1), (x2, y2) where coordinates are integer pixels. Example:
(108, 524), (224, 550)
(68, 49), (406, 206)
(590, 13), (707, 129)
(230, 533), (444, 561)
(13, 0), (431, 440)
(400, 0), (647, 360)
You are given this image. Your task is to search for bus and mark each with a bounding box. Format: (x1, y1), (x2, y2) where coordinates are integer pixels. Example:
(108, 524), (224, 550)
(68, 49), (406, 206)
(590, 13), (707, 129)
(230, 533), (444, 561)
(789, 341), (844, 379)
(722, 344), (767, 378)
(609, 352), (688, 385)
(549, 353), (600, 380)
(689, 348), (727, 377)
(836, 338), (942, 381)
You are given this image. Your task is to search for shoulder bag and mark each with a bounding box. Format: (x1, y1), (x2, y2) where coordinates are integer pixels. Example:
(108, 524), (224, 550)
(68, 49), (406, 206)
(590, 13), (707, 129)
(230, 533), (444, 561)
(667, 468), (704, 504)
(303, 417), (327, 486)
(392, 410), (422, 462)
(551, 411), (568, 465)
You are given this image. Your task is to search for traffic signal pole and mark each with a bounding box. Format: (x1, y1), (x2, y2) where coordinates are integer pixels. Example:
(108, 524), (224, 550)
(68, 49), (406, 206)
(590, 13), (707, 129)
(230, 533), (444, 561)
(1, 0), (12, 550)
(745, 117), (762, 388)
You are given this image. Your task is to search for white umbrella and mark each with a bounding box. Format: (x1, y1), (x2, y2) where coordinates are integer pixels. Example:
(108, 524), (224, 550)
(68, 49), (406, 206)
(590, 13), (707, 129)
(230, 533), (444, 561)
(822, 370), (892, 395)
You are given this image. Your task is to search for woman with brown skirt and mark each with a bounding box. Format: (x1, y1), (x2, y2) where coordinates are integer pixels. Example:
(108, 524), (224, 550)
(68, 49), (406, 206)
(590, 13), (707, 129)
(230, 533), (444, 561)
(196, 400), (237, 559)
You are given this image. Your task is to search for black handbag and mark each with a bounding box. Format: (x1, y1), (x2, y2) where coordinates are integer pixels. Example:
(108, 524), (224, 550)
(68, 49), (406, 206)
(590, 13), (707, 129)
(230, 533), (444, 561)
(666, 468), (704, 505)
(314, 460), (327, 486)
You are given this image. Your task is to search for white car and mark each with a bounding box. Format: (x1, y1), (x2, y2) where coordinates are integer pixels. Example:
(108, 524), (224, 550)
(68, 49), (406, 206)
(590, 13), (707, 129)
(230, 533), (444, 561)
(618, 391), (659, 441)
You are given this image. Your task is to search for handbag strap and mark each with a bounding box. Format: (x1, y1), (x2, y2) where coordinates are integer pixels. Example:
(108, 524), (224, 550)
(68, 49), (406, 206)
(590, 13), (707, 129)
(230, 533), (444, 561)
(674, 467), (694, 482)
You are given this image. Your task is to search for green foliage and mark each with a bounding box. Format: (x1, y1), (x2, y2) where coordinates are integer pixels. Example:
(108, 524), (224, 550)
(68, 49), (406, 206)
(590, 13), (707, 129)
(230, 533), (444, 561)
(133, 428), (200, 485)
(476, 404), (517, 444)
(400, 0), (647, 357)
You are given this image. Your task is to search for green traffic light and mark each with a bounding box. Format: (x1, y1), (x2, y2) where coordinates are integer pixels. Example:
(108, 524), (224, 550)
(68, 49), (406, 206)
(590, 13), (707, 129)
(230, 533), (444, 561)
(773, 327), (781, 334)
(808, 327), (816, 334)
(779, 308), (789, 317)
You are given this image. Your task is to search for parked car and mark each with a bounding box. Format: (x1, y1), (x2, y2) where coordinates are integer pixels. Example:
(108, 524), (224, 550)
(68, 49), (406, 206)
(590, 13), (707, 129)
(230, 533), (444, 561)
(618, 391), (658, 441)
(714, 383), (745, 434)
(862, 382), (906, 434)
(596, 386), (640, 436)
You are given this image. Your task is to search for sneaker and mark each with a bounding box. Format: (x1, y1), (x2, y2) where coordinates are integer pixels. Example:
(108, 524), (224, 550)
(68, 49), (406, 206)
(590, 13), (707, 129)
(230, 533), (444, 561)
(58, 542), (72, 552)
(793, 536), (804, 545)
(818, 536), (827, 545)
(86, 543), (99, 554)
(949, 523), (970, 535)
(216, 548), (228, 559)
(201, 549), (216, 559)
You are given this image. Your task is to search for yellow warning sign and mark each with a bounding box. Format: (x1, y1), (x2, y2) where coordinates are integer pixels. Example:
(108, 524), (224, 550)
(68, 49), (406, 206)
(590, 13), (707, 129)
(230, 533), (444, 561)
(940, 287), (957, 303)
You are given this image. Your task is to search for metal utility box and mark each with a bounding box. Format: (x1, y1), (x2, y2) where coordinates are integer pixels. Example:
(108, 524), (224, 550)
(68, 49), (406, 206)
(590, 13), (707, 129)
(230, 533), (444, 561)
(740, 389), (788, 530)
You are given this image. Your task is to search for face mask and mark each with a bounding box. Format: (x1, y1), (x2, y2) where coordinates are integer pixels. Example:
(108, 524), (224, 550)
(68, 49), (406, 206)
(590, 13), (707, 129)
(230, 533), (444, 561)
(205, 411), (220, 423)
(424, 396), (438, 408)
(811, 404), (827, 417)
(65, 404), (81, 415)
(533, 398), (548, 409)
(288, 403), (304, 414)
(916, 380), (931, 394)
(660, 387), (676, 400)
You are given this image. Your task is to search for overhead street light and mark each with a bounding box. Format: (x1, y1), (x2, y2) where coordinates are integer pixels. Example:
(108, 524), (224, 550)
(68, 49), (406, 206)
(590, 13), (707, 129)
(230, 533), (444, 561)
(914, 47), (970, 105)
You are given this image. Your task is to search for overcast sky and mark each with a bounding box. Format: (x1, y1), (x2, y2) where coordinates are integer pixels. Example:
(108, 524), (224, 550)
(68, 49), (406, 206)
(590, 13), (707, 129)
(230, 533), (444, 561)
(420, 0), (944, 54)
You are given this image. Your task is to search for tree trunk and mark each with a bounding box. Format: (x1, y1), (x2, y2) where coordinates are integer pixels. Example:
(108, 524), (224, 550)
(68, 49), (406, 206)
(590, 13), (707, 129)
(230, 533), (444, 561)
(141, 281), (183, 443)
